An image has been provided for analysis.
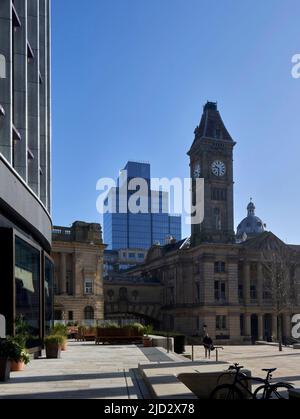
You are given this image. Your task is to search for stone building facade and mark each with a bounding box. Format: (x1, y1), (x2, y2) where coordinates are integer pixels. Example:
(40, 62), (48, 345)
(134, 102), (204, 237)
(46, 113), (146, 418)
(119, 102), (300, 344)
(52, 222), (105, 323)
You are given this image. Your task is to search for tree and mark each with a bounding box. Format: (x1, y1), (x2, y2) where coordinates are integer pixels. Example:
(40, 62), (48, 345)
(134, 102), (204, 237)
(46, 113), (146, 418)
(261, 243), (298, 351)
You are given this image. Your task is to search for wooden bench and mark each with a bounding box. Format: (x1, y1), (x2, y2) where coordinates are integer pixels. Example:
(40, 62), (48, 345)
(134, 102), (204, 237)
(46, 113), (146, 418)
(95, 328), (143, 345)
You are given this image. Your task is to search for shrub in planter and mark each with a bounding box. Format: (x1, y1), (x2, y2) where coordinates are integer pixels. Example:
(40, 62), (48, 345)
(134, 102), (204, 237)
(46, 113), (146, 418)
(51, 324), (68, 351)
(8, 338), (30, 372)
(52, 323), (68, 337)
(44, 335), (65, 359)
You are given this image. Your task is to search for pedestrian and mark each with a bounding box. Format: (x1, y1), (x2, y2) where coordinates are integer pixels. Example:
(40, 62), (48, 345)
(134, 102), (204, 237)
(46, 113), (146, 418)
(203, 333), (214, 359)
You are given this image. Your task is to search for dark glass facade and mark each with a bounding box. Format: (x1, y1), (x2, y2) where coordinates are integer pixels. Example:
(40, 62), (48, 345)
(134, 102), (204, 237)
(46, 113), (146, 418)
(0, 229), (53, 347)
(104, 162), (182, 250)
(15, 237), (41, 337)
(0, 0), (52, 348)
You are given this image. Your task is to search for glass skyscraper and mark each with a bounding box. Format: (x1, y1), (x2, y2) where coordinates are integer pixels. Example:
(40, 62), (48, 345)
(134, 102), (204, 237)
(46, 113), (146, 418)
(104, 162), (182, 250)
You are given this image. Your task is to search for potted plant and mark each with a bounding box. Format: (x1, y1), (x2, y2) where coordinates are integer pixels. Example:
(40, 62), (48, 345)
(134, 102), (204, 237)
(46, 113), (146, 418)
(52, 324), (68, 351)
(44, 335), (65, 359)
(143, 325), (153, 348)
(0, 339), (14, 381)
(9, 338), (30, 372)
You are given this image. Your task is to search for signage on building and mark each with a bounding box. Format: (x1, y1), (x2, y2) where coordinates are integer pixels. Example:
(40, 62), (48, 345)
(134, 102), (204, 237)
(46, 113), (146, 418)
(0, 54), (6, 79)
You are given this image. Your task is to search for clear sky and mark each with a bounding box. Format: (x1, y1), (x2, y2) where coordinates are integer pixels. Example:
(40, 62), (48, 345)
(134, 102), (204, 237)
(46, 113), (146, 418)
(52, 0), (300, 244)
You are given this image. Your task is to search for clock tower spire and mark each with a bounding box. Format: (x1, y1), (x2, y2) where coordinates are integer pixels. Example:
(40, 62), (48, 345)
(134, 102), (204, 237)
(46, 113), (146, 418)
(188, 102), (236, 246)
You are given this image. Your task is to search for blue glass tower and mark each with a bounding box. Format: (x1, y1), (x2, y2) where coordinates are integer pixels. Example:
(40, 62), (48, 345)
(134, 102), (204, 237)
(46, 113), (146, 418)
(104, 162), (182, 250)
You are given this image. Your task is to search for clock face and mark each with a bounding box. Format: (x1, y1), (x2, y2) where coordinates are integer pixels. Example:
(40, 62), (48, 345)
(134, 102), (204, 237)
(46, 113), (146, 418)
(193, 163), (201, 179)
(211, 161), (226, 177)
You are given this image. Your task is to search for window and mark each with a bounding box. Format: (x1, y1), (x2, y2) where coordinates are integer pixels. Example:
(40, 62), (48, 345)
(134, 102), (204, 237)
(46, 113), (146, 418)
(15, 237), (40, 338)
(250, 283), (257, 300)
(68, 311), (73, 321)
(84, 306), (94, 320)
(263, 288), (272, 300)
(211, 188), (227, 201)
(129, 253), (135, 259)
(216, 316), (227, 330)
(66, 270), (73, 295)
(132, 290), (139, 301)
(138, 253), (144, 259)
(84, 279), (93, 295)
(214, 261), (226, 273)
(196, 282), (200, 302)
(215, 129), (221, 139)
(215, 281), (226, 301)
(107, 290), (114, 301)
(214, 208), (222, 231)
(238, 284), (243, 299)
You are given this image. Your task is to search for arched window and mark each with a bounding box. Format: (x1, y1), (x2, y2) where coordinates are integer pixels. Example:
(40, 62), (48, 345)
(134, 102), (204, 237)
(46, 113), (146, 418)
(84, 306), (94, 320)
(132, 290), (139, 301)
(119, 287), (128, 301)
(107, 289), (114, 301)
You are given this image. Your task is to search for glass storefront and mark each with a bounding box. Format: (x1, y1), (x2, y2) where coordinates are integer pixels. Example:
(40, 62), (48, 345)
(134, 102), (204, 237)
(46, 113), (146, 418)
(15, 237), (41, 339)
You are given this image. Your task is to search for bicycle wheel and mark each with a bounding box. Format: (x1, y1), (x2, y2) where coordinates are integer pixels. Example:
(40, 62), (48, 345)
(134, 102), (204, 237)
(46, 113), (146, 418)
(253, 385), (269, 400)
(266, 384), (293, 399)
(210, 384), (244, 400)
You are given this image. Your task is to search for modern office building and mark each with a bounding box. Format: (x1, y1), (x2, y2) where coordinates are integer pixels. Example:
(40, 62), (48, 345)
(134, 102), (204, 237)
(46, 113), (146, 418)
(0, 0), (53, 344)
(52, 222), (105, 324)
(103, 248), (148, 280)
(104, 161), (182, 250)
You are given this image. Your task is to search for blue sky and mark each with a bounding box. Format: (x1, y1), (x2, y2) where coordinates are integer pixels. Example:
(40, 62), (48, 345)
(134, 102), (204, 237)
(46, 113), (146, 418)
(52, 0), (300, 244)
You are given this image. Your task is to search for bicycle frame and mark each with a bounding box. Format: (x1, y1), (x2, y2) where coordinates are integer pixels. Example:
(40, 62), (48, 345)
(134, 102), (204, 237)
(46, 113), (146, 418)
(217, 365), (266, 399)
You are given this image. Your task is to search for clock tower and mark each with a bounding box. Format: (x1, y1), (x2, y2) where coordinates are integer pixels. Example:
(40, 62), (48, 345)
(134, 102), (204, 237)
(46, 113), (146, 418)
(188, 102), (236, 245)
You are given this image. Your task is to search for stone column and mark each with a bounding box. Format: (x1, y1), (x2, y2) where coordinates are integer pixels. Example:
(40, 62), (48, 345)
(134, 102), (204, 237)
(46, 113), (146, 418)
(258, 314), (264, 341)
(229, 313), (241, 343)
(243, 263), (250, 305)
(272, 315), (278, 341)
(257, 263), (263, 306)
(60, 252), (67, 295)
(245, 313), (251, 337)
(228, 262), (239, 305)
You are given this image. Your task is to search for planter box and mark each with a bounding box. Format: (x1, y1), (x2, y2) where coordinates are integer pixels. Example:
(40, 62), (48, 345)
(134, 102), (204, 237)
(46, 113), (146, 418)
(45, 344), (61, 359)
(11, 361), (25, 372)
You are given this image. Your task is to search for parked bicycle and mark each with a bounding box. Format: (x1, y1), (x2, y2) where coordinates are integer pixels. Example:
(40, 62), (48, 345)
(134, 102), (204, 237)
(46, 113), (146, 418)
(210, 363), (294, 399)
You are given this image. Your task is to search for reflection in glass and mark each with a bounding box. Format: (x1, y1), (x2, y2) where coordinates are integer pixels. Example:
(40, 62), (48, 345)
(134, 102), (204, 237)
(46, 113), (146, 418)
(15, 237), (40, 341)
(45, 257), (54, 333)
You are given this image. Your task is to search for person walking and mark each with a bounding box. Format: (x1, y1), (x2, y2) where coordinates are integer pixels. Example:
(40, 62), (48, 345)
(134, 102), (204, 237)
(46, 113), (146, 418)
(203, 333), (213, 359)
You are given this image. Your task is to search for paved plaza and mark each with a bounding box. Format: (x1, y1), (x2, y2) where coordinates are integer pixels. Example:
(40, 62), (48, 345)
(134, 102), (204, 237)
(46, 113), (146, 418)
(186, 344), (300, 389)
(0, 342), (299, 399)
(0, 342), (181, 399)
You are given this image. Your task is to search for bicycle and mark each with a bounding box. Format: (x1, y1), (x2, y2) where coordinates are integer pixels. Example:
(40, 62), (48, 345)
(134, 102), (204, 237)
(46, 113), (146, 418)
(209, 363), (294, 399)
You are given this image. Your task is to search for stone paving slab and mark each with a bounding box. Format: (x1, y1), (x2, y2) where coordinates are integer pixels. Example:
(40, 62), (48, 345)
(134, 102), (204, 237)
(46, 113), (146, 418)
(0, 342), (185, 399)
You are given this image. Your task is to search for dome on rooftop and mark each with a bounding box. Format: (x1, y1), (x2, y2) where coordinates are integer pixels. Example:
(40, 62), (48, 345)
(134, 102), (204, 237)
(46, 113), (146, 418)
(237, 200), (266, 241)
